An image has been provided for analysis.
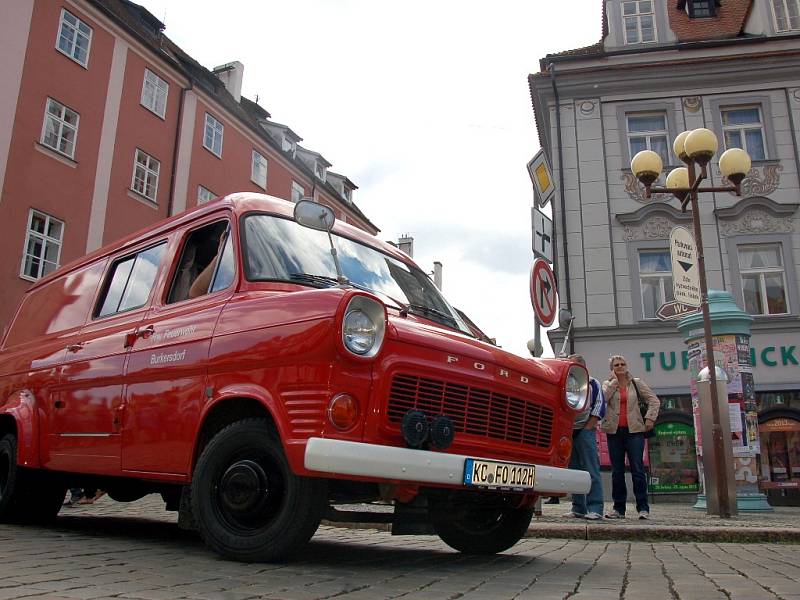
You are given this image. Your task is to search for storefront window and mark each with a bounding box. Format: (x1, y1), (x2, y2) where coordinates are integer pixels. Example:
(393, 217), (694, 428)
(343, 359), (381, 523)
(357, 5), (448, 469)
(757, 391), (800, 411)
(647, 421), (700, 493)
(659, 395), (692, 413)
(759, 416), (800, 490)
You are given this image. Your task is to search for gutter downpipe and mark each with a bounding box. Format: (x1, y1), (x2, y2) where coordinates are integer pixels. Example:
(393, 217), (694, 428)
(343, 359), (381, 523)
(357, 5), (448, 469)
(549, 62), (573, 355)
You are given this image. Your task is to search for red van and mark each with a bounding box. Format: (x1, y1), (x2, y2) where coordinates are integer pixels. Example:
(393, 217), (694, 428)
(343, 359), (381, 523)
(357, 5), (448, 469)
(0, 193), (589, 561)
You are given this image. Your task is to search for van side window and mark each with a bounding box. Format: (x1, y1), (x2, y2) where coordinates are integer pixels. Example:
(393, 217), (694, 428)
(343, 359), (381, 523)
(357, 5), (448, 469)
(96, 243), (166, 318)
(168, 221), (232, 303)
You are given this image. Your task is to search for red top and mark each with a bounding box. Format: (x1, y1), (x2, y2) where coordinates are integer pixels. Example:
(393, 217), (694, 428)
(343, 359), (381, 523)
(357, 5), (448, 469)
(618, 385), (628, 428)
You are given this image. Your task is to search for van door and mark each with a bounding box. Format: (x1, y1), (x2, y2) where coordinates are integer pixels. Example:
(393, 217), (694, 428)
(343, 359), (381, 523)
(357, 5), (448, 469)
(121, 219), (235, 476)
(47, 242), (167, 474)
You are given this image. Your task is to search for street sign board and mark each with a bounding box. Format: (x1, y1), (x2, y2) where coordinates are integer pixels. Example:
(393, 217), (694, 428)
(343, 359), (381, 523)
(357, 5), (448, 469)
(531, 207), (553, 263)
(527, 150), (555, 208)
(530, 259), (557, 327)
(656, 300), (700, 321)
(670, 226), (701, 307)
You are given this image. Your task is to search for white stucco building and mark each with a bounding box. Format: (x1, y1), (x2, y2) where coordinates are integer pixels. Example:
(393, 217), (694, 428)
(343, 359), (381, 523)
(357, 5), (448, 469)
(529, 0), (800, 502)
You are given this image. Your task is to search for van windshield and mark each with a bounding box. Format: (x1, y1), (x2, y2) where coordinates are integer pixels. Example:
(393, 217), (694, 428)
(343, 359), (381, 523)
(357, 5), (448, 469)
(243, 214), (471, 335)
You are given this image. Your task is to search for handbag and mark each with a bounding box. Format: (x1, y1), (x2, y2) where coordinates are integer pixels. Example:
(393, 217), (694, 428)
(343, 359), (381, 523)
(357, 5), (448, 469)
(631, 378), (656, 438)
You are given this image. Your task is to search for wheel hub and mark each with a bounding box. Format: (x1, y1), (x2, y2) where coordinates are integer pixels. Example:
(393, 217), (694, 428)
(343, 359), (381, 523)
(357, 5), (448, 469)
(219, 460), (270, 517)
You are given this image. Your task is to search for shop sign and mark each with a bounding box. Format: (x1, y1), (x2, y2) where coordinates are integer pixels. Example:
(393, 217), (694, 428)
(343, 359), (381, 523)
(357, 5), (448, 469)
(761, 418), (800, 432)
(639, 344), (799, 373)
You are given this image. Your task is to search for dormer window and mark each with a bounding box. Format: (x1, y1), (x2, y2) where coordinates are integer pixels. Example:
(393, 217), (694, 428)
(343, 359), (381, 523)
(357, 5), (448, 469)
(314, 162), (326, 181)
(623, 1), (657, 44)
(281, 135), (295, 156)
(342, 187), (352, 203)
(771, 0), (800, 32)
(686, 0), (716, 18)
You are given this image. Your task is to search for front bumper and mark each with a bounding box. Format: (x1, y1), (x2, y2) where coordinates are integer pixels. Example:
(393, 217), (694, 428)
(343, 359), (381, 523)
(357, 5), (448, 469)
(304, 437), (590, 495)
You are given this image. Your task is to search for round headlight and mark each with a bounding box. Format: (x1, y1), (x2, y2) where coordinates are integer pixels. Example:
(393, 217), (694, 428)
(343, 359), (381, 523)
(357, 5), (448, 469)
(565, 366), (589, 412)
(341, 295), (386, 358)
(343, 309), (376, 355)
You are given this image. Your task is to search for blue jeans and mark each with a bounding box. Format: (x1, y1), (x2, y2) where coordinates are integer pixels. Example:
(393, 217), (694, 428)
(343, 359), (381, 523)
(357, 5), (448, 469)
(568, 427), (604, 515)
(606, 427), (649, 514)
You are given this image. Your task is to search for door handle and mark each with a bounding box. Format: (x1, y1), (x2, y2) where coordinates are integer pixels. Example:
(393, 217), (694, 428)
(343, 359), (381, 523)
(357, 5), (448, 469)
(66, 342), (84, 352)
(124, 325), (156, 348)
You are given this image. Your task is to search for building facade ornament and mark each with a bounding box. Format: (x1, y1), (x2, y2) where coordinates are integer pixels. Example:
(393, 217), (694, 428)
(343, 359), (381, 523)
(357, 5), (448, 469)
(791, 88), (800, 103)
(721, 163), (782, 197)
(621, 172), (670, 203)
(578, 100), (597, 116)
(716, 196), (798, 237)
(682, 96), (701, 113)
(617, 203), (693, 241)
(719, 209), (794, 236)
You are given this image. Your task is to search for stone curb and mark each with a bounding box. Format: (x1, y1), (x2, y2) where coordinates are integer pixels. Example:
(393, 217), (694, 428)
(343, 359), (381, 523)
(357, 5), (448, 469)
(527, 523), (800, 543)
(322, 520), (800, 544)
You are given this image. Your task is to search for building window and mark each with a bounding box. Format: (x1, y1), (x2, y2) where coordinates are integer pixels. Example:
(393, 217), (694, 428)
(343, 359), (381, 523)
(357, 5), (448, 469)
(315, 162), (326, 181)
(251, 150), (268, 189)
(131, 149), (160, 202)
(20, 210), (64, 281)
(342, 187), (352, 203)
(738, 244), (789, 315)
(771, 0), (800, 32)
(141, 69), (169, 118)
(282, 136), (295, 155)
(722, 106), (766, 161)
(291, 182), (304, 203)
(56, 9), (92, 67)
(639, 250), (673, 319)
(197, 185), (216, 205)
(687, 0), (716, 18)
(41, 98), (79, 159)
(622, 1), (656, 44)
(627, 112), (669, 166)
(203, 113), (224, 157)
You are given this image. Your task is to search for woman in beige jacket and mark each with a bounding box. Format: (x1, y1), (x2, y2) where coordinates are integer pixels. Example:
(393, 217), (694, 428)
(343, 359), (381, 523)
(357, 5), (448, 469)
(601, 355), (660, 520)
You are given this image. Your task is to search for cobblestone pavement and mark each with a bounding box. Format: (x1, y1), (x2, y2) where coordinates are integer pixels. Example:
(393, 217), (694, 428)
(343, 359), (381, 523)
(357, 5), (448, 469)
(0, 495), (799, 599)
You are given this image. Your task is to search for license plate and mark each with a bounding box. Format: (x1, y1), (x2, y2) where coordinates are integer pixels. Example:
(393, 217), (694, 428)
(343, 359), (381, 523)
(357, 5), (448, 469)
(463, 458), (536, 490)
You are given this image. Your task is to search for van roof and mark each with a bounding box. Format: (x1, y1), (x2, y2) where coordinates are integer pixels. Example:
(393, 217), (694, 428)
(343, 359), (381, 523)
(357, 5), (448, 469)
(28, 193), (413, 292)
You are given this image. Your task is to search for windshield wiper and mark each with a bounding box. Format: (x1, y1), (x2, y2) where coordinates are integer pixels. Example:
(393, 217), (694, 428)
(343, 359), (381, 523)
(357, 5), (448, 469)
(406, 303), (458, 326)
(289, 274), (429, 320)
(289, 273), (339, 288)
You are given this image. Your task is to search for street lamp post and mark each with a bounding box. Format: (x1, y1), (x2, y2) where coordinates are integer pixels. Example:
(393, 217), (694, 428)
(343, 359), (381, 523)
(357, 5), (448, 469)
(630, 129), (751, 519)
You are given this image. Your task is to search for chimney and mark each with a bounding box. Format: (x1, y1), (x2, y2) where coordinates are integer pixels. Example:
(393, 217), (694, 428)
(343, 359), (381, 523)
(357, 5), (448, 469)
(433, 261), (443, 290)
(397, 235), (414, 258)
(212, 61), (244, 102)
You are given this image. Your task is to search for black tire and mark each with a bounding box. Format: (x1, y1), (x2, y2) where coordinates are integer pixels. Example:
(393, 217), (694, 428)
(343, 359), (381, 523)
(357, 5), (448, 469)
(191, 419), (327, 562)
(0, 433), (65, 524)
(430, 493), (533, 555)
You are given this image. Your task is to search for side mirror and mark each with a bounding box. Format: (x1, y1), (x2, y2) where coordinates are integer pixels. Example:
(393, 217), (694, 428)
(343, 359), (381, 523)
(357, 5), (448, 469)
(294, 198), (335, 232)
(558, 308), (574, 330)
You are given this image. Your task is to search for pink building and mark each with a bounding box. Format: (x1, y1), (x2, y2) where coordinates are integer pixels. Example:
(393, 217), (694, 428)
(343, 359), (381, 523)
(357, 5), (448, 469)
(0, 0), (378, 330)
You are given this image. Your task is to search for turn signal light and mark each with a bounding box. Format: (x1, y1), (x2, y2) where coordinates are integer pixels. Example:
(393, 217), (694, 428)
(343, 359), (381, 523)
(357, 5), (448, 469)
(327, 394), (359, 431)
(557, 436), (572, 462)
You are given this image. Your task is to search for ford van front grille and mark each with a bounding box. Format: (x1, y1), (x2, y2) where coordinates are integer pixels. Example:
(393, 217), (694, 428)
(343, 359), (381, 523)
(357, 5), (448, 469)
(387, 374), (553, 448)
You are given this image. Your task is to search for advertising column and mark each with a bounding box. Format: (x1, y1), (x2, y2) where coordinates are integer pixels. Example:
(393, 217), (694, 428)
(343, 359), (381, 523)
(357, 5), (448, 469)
(678, 290), (772, 511)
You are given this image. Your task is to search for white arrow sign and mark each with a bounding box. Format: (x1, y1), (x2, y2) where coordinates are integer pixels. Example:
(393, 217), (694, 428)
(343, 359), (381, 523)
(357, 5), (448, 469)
(670, 226), (701, 307)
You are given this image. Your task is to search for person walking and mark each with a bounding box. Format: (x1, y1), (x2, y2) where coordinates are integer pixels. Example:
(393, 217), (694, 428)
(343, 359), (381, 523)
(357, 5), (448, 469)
(563, 354), (606, 520)
(601, 354), (660, 520)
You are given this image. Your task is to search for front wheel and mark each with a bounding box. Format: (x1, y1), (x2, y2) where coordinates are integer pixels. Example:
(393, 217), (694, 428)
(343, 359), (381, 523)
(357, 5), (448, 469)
(191, 419), (327, 562)
(430, 493), (533, 554)
(0, 433), (65, 523)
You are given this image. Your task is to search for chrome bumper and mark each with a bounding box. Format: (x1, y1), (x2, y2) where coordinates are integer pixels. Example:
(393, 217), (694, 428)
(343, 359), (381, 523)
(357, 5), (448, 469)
(304, 437), (590, 495)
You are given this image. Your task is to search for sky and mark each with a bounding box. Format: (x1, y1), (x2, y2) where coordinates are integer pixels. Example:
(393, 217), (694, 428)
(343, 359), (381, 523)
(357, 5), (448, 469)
(138, 0), (602, 358)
